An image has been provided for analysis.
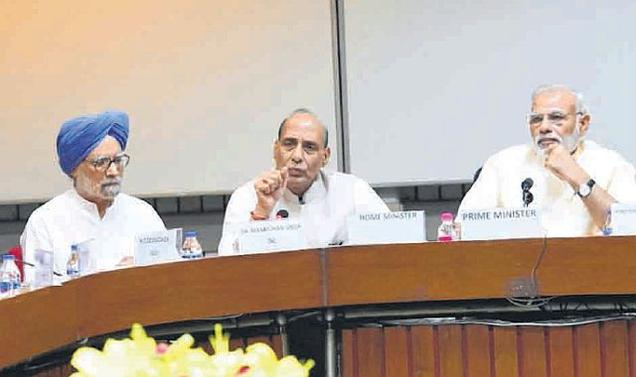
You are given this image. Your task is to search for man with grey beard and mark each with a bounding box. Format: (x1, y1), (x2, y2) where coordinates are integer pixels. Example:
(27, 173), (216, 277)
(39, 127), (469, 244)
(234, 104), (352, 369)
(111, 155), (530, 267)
(458, 85), (636, 237)
(20, 111), (165, 284)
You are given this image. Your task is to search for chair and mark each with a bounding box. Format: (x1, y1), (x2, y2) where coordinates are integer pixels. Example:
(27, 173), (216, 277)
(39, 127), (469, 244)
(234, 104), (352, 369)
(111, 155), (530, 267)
(473, 166), (483, 183)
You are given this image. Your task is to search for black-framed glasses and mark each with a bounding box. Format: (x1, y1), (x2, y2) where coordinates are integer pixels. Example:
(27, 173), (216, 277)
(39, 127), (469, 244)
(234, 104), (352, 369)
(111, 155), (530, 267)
(87, 154), (130, 172)
(526, 111), (583, 127)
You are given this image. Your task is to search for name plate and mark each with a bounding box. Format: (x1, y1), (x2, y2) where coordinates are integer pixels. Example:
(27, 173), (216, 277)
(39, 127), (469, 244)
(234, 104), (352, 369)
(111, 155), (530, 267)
(347, 211), (426, 245)
(135, 229), (182, 265)
(610, 203), (636, 235)
(459, 208), (543, 241)
(238, 219), (306, 253)
(33, 249), (54, 288)
(75, 239), (94, 276)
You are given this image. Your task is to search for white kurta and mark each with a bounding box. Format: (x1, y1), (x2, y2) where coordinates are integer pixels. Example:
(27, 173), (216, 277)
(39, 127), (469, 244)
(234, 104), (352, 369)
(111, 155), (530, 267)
(20, 189), (166, 283)
(458, 140), (636, 237)
(218, 171), (389, 255)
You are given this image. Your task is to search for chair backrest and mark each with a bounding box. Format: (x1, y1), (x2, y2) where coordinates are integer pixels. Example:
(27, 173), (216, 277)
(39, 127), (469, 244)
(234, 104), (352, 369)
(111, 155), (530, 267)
(473, 166), (483, 184)
(8, 245), (24, 281)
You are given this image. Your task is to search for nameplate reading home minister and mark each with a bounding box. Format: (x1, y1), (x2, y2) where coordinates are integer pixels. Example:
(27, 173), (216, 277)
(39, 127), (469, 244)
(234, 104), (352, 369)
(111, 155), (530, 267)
(459, 208), (543, 241)
(347, 211), (426, 245)
(238, 219), (307, 254)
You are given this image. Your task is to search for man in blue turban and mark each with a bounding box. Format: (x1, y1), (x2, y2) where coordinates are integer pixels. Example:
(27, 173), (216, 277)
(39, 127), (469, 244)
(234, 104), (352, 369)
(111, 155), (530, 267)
(20, 111), (166, 284)
(57, 110), (130, 177)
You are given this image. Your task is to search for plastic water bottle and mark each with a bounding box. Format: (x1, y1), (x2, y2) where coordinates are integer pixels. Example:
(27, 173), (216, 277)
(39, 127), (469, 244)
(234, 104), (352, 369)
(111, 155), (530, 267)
(181, 231), (203, 259)
(0, 254), (22, 296)
(66, 244), (80, 278)
(437, 212), (456, 242)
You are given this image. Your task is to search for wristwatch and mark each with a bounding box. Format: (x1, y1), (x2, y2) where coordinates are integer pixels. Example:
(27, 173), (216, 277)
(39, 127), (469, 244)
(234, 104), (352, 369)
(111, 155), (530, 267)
(576, 179), (596, 198)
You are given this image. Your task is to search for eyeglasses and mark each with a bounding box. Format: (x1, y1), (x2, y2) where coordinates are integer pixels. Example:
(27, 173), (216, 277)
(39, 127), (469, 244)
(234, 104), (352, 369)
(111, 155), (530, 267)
(526, 111), (583, 127)
(86, 154), (130, 172)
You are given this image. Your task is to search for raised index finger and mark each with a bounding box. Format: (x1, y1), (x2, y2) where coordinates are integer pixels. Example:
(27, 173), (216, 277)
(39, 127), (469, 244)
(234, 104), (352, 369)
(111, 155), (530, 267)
(279, 167), (289, 189)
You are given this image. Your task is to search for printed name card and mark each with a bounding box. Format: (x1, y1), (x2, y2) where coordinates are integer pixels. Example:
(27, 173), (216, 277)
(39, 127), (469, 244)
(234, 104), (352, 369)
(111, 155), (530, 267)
(76, 239), (94, 275)
(238, 219), (307, 253)
(347, 211), (426, 245)
(459, 208), (543, 241)
(610, 203), (636, 236)
(135, 228), (182, 265)
(33, 249), (54, 288)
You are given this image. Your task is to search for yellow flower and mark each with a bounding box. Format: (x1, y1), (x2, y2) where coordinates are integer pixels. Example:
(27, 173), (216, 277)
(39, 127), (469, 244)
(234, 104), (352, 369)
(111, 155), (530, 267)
(275, 356), (315, 377)
(70, 323), (313, 377)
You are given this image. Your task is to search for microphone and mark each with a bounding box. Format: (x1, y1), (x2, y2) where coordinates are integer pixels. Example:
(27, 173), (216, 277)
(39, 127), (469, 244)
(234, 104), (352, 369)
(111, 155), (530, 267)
(276, 209), (289, 219)
(521, 178), (533, 191)
(14, 258), (63, 276)
(523, 192), (534, 207)
(521, 178), (534, 207)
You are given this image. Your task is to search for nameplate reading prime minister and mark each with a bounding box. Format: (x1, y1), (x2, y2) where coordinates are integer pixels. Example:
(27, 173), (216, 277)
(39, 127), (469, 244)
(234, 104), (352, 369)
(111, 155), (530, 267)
(459, 208), (543, 241)
(610, 203), (636, 236)
(347, 211), (426, 245)
(238, 219), (307, 254)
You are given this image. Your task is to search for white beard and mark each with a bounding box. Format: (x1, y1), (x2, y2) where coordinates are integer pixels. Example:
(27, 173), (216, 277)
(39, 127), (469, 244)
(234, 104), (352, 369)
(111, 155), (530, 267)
(561, 124), (581, 152)
(534, 124), (581, 154)
(101, 182), (121, 198)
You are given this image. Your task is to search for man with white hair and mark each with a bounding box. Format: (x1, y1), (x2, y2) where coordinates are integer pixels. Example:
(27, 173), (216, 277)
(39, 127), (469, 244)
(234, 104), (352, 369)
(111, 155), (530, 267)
(218, 108), (389, 254)
(20, 111), (165, 283)
(458, 85), (636, 236)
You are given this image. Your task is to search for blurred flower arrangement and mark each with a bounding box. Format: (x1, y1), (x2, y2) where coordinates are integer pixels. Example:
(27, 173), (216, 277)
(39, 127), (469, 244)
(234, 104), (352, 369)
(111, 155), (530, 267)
(70, 323), (314, 377)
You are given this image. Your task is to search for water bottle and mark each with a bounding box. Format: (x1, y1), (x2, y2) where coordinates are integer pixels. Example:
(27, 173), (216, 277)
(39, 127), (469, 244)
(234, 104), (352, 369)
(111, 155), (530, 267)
(66, 244), (80, 278)
(0, 254), (22, 296)
(181, 231), (203, 259)
(437, 212), (456, 242)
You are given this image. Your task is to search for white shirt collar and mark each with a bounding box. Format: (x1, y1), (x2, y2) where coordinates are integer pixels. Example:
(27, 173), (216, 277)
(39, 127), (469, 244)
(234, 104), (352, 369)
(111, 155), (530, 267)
(282, 170), (327, 204)
(67, 188), (119, 219)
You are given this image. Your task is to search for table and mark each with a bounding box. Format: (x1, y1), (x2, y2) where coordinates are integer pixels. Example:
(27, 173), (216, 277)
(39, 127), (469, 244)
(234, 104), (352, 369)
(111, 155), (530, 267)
(3, 236), (636, 376)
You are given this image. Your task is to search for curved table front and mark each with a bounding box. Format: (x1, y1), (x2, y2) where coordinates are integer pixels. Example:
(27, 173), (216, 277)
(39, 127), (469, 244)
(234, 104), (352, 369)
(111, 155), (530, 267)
(2, 236), (636, 369)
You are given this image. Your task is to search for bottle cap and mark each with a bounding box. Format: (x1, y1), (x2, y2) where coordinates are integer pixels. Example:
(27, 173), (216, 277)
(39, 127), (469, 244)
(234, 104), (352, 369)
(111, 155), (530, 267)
(184, 231), (198, 238)
(71, 244), (78, 251)
(440, 212), (454, 221)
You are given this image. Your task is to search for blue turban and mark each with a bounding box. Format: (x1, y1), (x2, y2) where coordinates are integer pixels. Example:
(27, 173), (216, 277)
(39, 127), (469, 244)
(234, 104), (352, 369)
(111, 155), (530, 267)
(56, 111), (129, 176)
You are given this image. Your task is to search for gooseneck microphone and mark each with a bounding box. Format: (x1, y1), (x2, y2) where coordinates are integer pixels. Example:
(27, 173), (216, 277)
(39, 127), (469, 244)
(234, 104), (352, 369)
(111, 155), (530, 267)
(521, 178), (534, 207)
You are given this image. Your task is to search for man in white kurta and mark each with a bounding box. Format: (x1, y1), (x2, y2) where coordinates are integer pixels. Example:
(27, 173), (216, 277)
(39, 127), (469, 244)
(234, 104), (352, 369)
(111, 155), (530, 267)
(458, 85), (636, 237)
(218, 109), (388, 255)
(21, 189), (165, 283)
(20, 111), (165, 284)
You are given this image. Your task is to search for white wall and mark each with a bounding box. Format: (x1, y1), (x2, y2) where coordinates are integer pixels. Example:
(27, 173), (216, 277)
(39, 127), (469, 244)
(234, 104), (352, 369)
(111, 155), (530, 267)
(3, 0), (635, 202)
(1, 0), (337, 203)
(344, 0), (636, 185)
